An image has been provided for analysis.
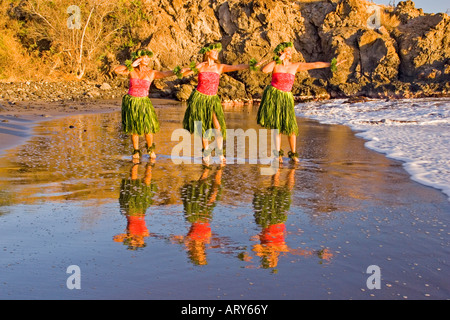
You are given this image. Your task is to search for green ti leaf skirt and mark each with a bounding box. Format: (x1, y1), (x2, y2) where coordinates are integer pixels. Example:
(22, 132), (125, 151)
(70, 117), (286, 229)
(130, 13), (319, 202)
(182, 89), (227, 140)
(257, 85), (299, 136)
(121, 94), (160, 135)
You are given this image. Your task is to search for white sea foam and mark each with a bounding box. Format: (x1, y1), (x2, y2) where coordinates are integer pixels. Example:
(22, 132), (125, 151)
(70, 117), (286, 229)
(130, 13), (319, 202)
(295, 98), (450, 201)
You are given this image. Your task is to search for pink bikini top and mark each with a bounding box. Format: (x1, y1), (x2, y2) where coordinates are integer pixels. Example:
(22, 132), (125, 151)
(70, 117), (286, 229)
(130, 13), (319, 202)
(271, 73), (295, 92)
(128, 78), (151, 97)
(197, 72), (220, 96)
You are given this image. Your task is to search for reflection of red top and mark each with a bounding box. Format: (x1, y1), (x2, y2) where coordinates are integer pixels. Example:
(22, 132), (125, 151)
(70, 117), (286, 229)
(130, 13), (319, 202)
(271, 73), (295, 92)
(128, 78), (151, 97)
(187, 222), (212, 241)
(260, 223), (286, 245)
(197, 72), (220, 96)
(127, 216), (148, 236)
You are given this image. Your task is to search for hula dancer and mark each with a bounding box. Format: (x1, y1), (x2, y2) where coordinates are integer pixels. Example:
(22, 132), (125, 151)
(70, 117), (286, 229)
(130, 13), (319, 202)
(257, 42), (344, 163)
(182, 43), (264, 165)
(114, 49), (183, 161)
(251, 168), (293, 268)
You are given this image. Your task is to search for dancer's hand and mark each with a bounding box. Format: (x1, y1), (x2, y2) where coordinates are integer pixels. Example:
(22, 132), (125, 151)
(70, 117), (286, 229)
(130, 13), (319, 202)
(132, 58), (142, 68)
(196, 62), (207, 69)
(256, 59), (268, 68)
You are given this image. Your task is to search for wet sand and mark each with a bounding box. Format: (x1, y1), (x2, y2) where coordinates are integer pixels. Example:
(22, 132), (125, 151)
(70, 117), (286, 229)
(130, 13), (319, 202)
(0, 98), (178, 155)
(0, 99), (449, 300)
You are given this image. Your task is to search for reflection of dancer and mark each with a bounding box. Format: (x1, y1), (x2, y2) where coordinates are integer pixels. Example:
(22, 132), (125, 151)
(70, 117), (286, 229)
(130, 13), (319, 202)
(174, 166), (223, 265)
(182, 43), (264, 165)
(250, 169), (333, 269)
(251, 168), (293, 269)
(113, 162), (157, 250)
(257, 42), (344, 163)
(114, 48), (184, 161)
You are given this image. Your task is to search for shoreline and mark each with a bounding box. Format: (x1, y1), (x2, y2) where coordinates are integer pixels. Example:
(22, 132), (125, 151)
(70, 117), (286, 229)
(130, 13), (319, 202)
(1, 78), (449, 106)
(295, 96), (450, 201)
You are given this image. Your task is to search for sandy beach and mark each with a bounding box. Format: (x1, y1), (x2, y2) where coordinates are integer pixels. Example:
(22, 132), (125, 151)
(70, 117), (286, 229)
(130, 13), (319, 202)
(0, 98), (449, 301)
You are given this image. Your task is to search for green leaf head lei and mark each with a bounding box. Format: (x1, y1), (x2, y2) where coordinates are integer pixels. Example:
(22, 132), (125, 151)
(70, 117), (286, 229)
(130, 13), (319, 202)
(131, 49), (154, 61)
(199, 42), (222, 55)
(125, 49), (154, 71)
(273, 41), (294, 65)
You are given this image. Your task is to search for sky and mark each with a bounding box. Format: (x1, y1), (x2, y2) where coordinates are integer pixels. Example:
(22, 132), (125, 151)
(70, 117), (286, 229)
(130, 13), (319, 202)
(373, 0), (449, 14)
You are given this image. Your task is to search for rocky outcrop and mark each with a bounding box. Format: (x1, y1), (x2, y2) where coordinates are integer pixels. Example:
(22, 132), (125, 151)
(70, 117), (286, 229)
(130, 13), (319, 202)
(318, 0), (404, 96)
(395, 12), (450, 80)
(163, 0), (449, 100)
(2, 0), (450, 102)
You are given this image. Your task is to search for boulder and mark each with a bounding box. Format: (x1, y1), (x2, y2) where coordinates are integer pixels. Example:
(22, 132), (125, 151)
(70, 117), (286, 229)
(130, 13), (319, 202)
(395, 13), (450, 80)
(175, 84), (195, 102)
(100, 82), (112, 90)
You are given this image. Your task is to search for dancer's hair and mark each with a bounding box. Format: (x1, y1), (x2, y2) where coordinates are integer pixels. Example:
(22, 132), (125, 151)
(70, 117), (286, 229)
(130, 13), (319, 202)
(273, 42), (293, 56)
(200, 43), (222, 63)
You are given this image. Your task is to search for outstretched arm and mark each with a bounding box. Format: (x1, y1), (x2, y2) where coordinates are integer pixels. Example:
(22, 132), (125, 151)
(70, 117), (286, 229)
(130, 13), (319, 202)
(179, 65), (199, 77)
(180, 69), (195, 77)
(220, 63), (250, 73)
(296, 62), (331, 72)
(114, 57), (144, 76)
(153, 70), (176, 79)
(177, 62), (207, 77)
(261, 60), (277, 73)
(297, 59), (346, 72)
(262, 51), (289, 73)
(114, 65), (130, 77)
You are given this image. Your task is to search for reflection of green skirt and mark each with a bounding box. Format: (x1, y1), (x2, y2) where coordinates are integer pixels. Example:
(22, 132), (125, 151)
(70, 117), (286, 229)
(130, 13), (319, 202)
(183, 89), (227, 139)
(119, 178), (158, 215)
(180, 180), (222, 223)
(122, 94), (160, 135)
(252, 186), (291, 228)
(257, 85), (298, 136)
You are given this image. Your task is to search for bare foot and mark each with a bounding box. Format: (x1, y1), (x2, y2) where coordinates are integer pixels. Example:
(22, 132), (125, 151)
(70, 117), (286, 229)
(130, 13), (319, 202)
(132, 152), (140, 160)
(132, 156), (140, 164)
(288, 151), (300, 163)
(219, 155), (226, 165)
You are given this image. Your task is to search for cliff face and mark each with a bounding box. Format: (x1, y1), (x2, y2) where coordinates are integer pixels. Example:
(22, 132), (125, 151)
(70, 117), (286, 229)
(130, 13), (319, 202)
(3, 0), (450, 101)
(144, 0), (450, 100)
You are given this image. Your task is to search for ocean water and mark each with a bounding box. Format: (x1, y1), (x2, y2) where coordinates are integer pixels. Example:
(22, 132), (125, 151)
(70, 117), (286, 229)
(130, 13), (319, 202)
(295, 98), (450, 201)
